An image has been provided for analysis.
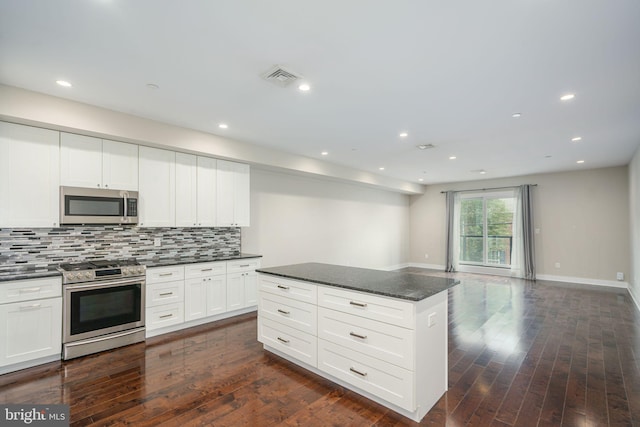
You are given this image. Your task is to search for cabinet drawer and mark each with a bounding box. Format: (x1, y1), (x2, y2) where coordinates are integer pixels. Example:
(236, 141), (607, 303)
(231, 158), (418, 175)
(259, 317), (317, 368)
(146, 266), (185, 284)
(0, 277), (62, 304)
(146, 303), (184, 330)
(318, 339), (414, 411)
(318, 307), (414, 370)
(259, 292), (317, 336)
(259, 275), (317, 304)
(185, 262), (226, 278)
(227, 258), (260, 274)
(318, 286), (414, 329)
(146, 281), (184, 307)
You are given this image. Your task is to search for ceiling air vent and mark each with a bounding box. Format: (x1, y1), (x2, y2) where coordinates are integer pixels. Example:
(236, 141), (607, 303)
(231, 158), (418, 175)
(416, 144), (436, 150)
(262, 65), (302, 87)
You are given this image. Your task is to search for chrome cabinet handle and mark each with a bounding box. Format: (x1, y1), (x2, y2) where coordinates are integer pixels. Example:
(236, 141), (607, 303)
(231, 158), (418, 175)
(159, 273), (173, 277)
(277, 309), (290, 315)
(349, 331), (367, 339)
(277, 285), (289, 290)
(159, 292), (173, 296)
(201, 268), (213, 272)
(349, 301), (367, 308)
(277, 337), (289, 344)
(159, 314), (173, 319)
(20, 303), (42, 310)
(19, 287), (41, 293)
(349, 367), (367, 377)
(239, 264), (250, 268)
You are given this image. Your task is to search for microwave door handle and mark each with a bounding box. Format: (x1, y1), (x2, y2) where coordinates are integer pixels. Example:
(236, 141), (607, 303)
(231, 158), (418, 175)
(123, 195), (128, 218)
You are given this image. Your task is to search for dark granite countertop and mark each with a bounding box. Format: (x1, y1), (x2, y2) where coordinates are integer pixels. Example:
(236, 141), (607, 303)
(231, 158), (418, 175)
(139, 253), (262, 268)
(0, 254), (262, 283)
(256, 262), (458, 302)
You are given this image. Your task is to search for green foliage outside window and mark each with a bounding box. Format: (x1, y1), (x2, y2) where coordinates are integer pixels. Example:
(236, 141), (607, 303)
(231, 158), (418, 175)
(460, 197), (514, 266)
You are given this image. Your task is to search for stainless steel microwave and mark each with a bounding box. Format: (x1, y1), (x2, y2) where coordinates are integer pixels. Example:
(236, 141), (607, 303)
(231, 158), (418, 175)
(60, 186), (138, 225)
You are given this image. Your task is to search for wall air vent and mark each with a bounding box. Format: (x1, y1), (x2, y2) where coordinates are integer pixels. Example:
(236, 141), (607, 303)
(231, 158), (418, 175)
(416, 144), (436, 150)
(262, 65), (302, 87)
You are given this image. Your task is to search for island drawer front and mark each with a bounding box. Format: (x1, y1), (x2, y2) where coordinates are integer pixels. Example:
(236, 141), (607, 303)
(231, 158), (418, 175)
(147, 266), (185, 284)
(185, 262), (226, 278)
(318, 307), (414, 370)
(146, 303), (184, 330)
(258, 275), (317, 304)
(146, 280), (184, 307)
(259, 317), (317, 367)
(0, 277), (62, 304)
(317, 286), (414, 329)
(259, 292), (317, 336)
(227, 259), (261, 274)
(318, 339), (414, 411)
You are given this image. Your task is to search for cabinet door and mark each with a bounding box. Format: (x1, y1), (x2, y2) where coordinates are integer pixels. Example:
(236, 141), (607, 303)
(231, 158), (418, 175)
(216, 160), (250, 227)
(175, 153), (197, 227)
(184, 277), (207, 321)
(233, 162), (251, 226)
(206, 275), (227, 316)
(138, 146), (176, 227)
(60, 132), (103, 188)
(244, 271), (258, 307)
(196, 156), (216, 226)
(226, 272), (245, 311)
(102, 140), (138, 191)
(0, 297), (62, 367)
(0, 122), (60, 227)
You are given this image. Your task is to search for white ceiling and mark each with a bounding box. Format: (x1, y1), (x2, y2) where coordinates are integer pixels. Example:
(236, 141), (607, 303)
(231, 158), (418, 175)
(1, 0), (639, 185)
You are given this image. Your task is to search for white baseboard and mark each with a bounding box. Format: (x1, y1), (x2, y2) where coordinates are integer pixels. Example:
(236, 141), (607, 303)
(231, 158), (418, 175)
(536, 274), (628, 289)
(407, 262), (446, 271)
(379, 263), (411, 271)
(628, 287), (640, 313)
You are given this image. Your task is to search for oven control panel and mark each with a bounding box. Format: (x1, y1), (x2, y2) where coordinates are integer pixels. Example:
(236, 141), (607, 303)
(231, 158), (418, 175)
(61, 264), (146, 284)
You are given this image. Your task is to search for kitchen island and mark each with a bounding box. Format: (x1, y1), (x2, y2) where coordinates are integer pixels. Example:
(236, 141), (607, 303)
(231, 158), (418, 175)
(255, 262), (459, 422)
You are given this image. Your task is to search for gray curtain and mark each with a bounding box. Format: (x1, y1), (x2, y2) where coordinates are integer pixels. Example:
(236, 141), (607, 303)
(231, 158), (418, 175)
(445, 191), (456, 272)
(520, 185), (536, 280)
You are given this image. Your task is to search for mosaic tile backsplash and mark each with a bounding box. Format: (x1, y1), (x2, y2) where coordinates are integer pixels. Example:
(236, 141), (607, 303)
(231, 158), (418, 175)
(0, 226), (241, 269)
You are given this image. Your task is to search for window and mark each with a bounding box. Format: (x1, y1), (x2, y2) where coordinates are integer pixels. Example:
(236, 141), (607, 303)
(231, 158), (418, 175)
(459, 191), (515, 268)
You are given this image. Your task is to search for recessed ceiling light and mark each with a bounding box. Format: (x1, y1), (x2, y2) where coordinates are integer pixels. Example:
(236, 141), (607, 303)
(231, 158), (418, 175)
(399, 132), (408, 138)
(321, 151), (328, 156)
(146, 83), (159, 90)
(571, 136), (582, 142)
(560, 93), (575, 101)
(416, 144), (435, 150)
(298, 83), (310, 91)
(449, 156), (457, 160)
(577, 160), (585, 164)
(418, 178), (424, 182)
(56, 80), (72, 87)
(479, 170), (487, 175)
(218, 123), (228, 129)
(512, 113), (522, 118)
(379, 167), (385, 171)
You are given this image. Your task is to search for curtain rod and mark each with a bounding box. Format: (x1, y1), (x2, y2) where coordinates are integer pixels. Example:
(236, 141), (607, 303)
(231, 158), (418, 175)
(440, 184), (537, 194)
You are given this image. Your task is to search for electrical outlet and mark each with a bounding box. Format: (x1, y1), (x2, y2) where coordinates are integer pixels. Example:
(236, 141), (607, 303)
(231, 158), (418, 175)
(153, 238), (161, 247)
(617, 272), (624, 281)
(428, 312), (437, 327)
(425, 253), (429, 259)
(554, 262), (561, 269)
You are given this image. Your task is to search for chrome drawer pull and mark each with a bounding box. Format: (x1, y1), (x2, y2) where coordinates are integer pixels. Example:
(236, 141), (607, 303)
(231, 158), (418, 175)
(277, 285), (289, 290)
(277, 309), (290, 315)
(20, 303), (42, 310)
(201, 268), (213, 272)
(349, 301), (367, 308)
(159, 314), (173, 319)
(239, 264), (250, 268)
(349, 367), (367, 377)
(159, 273), (173, 277)
(277, 336), (289, 344)
(349, 331), (367, 340)
(19, 287), (42, 293)
(159, 292), (173, 296)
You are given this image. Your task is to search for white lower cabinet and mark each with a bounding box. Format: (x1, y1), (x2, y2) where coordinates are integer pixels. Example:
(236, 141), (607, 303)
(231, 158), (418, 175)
(146, 258), (260, 337)
(257, 273), (448, 422)
(0, 277), (62, 373)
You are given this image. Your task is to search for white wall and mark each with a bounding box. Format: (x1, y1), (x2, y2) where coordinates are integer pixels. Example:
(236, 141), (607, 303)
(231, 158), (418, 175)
(629, 146), (640, 310)
(242, 168), (410, 270)
(410, 166), (630, 287)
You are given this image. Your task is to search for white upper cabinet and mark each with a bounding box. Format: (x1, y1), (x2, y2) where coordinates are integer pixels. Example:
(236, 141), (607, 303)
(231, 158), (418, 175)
(0, 122), (60, 228)
(60, 133), (138, 191)
(216, 160), (250, 227)
(175, 152), (198, 227)
(138, 146), (176, 227)
(197, 156), (217, 227)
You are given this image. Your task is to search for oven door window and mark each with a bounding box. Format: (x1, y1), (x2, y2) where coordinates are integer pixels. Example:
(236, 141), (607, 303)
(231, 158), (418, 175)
(65, 195), (124, 217)
(70, 284), (142, 335)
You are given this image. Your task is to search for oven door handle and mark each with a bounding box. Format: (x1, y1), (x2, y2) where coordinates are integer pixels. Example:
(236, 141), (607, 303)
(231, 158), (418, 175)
(65, 278), (145, 291)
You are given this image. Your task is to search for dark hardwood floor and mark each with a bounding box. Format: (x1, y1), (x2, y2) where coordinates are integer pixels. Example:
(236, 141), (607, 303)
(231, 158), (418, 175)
(1, 269), (639, 426)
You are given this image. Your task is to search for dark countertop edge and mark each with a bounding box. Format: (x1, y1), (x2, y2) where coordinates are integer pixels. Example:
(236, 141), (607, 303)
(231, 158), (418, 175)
(256, 269), (459, 302)
(0, 254), (263, 282)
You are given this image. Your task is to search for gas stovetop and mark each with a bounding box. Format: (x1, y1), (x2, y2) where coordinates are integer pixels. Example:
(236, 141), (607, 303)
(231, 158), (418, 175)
(58, 259), (145, 284)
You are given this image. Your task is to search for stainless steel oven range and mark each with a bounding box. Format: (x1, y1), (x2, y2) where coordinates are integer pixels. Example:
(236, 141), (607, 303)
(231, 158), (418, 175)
(58, 259), (146, 360)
